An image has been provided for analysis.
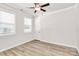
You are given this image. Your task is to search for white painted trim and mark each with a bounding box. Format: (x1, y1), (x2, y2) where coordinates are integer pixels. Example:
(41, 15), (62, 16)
(0, 4), (32, 17)
(37, 5), (76, 18)
(39, 39), (78, 49)
(46, 5), (76, 15)
(0, 33), (16, 36)
(41, 40), (79, 53)
(0, 39), (78, 52)
(0, 39), (33, 52)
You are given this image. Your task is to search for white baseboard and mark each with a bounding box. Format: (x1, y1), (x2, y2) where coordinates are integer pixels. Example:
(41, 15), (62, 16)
(39, 39), (78, 49)
(0, 39), (33, 52)
(0, 38), (78, 53)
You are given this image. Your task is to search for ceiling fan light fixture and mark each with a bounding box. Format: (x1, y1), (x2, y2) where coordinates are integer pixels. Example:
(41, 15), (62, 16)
(26, 3), (50, 13)
(35, 7), (40, 11)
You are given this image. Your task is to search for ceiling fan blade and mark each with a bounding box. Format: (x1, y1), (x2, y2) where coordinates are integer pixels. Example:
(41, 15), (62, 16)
(41, 3), (50, 7)
(41, 9), (46, 12)
(34, 10), (37, 13)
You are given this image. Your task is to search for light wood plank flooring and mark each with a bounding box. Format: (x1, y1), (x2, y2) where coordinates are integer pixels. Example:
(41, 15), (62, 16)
(0, 40), (78, 56)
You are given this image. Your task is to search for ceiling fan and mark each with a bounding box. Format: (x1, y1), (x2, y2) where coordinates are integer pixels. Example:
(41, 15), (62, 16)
(27, 3), (50, 13)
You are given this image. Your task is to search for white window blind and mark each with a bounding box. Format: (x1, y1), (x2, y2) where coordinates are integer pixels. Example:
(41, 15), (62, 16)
(0, 11), (15, 36)
(24, 17), (32, 32)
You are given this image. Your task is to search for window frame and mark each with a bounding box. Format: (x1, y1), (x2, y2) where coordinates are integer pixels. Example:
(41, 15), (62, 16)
(0, 10), (16, 36)
(24, 17), (33, 33)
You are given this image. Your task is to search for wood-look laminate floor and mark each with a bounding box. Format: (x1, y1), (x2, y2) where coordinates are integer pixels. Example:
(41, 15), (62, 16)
(0, 40), (78, 56)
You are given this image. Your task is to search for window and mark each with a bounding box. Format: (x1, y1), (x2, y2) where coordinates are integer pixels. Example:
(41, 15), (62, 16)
(0, 11), (15, 36)
(24, 17), (32, 32)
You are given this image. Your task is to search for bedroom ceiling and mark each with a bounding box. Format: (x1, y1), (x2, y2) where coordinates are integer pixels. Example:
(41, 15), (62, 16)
(2, 3), (75, 17)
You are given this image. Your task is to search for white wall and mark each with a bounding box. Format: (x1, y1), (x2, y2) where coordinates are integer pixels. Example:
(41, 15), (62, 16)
(75, 4), (79, 51)
(36, 6), (78, 48)
(0, 4), (34, 51)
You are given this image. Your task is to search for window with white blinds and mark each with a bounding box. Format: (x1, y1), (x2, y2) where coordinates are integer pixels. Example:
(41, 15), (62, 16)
(0, 11), (15, 36)
(24, 17), (32, 32)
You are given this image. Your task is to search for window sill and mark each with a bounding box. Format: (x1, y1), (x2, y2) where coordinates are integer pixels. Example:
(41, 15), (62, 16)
(0, 33), (16, 36)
